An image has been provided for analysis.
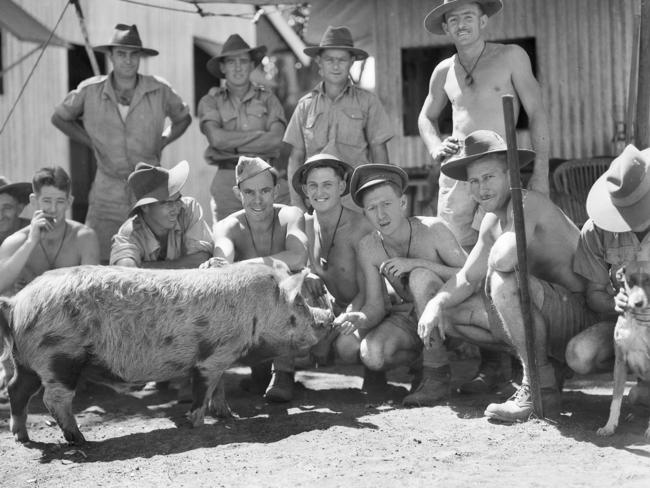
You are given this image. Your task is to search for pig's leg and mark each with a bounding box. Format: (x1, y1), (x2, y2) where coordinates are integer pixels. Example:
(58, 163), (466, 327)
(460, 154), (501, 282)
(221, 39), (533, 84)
(42, 384), (85, 444)
(209, 378), (233, 418)
(187, 366), (225, 427)
(8, 363), (42, 443)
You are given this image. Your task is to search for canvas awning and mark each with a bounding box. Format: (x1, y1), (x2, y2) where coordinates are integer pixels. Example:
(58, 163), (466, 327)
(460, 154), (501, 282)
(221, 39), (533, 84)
(0, 0), (70, 48)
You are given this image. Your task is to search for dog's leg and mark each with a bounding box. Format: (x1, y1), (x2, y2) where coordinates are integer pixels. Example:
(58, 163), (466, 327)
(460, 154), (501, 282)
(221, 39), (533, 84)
(597, 345), (627, 436)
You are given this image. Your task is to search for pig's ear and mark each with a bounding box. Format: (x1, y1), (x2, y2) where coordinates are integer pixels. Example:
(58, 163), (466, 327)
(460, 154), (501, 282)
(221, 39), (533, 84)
(279, 268), (309, 303)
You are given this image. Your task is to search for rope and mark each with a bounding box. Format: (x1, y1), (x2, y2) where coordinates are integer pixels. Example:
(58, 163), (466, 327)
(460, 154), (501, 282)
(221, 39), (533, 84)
(0, 1), (71, 137)
(117, 0), (253, 19)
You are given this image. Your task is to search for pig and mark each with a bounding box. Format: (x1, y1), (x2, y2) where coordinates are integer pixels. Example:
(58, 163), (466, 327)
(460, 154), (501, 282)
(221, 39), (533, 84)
(0, 263), (333, 444)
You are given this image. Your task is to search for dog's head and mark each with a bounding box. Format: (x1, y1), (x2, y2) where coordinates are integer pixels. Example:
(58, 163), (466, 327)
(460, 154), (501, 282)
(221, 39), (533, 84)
(616, 261), (650, 310)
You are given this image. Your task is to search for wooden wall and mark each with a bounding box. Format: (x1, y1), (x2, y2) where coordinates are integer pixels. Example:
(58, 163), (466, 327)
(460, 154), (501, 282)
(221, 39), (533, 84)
(0, 0), (255, 223)
(373, 0), (640, 168)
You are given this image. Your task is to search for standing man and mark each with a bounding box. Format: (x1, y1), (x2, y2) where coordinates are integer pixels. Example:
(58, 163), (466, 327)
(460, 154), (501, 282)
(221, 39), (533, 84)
(292, 154), (374, 366)
(52, 24), (191, 262)
(110, 161), (213, 269)
(284, 26), (394, 210)
(203, 156), (308, 401)
(198, 34), (290, 223)
(334, 164), (467, 405)
(565, 145), (650, 408)
(0, 177), (31, 245)
(417, 131), (597, 421)
(418, 0), (550, 391)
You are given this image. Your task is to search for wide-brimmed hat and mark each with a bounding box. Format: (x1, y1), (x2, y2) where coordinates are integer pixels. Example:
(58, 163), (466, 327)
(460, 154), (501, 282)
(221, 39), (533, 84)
(291, 154), (354, 200)
(303, 26), (368, 61)
(0, 177), (31, 205)
(424, 0), (503, 35)
(128, 160), (189, 212)
(440, 130), (535, 181)
(586, 145), (650, 232)
(235, 156), (278, 186)
(206, 34), (267, 78)
(95, 24), (158, 56)
(350, 164), (409, 207)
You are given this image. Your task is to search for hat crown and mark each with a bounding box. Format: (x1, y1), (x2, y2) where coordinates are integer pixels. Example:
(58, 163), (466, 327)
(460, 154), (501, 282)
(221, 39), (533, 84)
(236, 156), (273, 185)
(319, 26), (355, 49)
(605, 148), (650, 206)
(462, 130), (507, 158)
(220, 34), (253, 55)
(128, 164), (168, 200)
(108, 24), (144, 49)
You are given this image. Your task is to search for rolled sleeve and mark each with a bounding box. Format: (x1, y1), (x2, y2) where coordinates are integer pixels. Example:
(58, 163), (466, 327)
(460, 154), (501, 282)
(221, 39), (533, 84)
(54, 85), (86, 121)
(573, 219), (610, 286)
(109, 229), (143, 266)
(365, 96), (393, 145)
(283, 102), (307, 150)
(181, 198), (214, 256)
(165, 85), (190, 124)
(197, 93), (223, 127)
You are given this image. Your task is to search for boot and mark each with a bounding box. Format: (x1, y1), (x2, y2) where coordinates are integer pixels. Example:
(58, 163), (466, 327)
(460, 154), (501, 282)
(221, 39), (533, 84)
(459, 353), (504, 395)
(484, 383), (561, 422)
(402, 365), (451, 407)
(361, 367), (387, 394)
(264, 371), (294, 403)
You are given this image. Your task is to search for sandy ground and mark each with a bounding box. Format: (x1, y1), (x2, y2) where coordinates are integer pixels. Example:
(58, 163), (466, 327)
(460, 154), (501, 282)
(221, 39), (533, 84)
(1, 358), (650, 488)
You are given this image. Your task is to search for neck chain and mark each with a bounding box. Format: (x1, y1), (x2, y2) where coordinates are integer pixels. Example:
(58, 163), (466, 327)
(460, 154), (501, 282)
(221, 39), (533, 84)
(380, 218), (412, 259)
(317, 206), (344, 270)
(458, 42), (487, 86)
(244, 213), (275, 258)
(39, 222), (68, 270)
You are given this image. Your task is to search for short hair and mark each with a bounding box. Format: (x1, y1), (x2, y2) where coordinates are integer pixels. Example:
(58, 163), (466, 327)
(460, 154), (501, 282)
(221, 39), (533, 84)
(360, 181), (403, 207)
(32, 166), (71, 195)
(303, 163), (347, 184)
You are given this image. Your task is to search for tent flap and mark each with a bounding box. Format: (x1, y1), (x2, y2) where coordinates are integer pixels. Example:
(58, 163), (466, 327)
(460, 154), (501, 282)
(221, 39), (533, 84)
(0, 0), (70, 48)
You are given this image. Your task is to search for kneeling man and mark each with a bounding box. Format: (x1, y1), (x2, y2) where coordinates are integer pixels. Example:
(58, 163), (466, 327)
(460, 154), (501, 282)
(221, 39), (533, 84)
(335, 164), (467, 405)
(418, 130), (598, 421)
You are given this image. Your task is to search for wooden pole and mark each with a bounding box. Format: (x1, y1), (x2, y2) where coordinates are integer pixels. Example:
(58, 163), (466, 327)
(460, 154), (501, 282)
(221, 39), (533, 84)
(501, 95), (544, 419)
(71, 0), (101, 77)
(636, 0), (650, 148)
(626, 14), (641, 145)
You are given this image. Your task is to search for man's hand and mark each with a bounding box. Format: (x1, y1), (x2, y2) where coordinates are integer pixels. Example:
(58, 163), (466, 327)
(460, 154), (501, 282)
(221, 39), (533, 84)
(199, 256), (230, 269)
(303, 272), (326, 301)
(380, 257), (414, 280)
(614, 287), (628, 314)
(526, 173), (550, 197)
(28, 210), (56, 242)
(418, 299), (447, 348)
(431, 136), (462, 163)
(333, 311), (367, 336)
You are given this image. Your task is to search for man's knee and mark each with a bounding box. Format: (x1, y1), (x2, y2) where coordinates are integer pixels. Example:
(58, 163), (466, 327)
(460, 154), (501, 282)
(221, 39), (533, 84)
(488, 270), (518, 307)
(565, 322), (614, 375)
(335, 334), (360, 364)
(565, 335), (597, 375)
(359, 335), (385, 371)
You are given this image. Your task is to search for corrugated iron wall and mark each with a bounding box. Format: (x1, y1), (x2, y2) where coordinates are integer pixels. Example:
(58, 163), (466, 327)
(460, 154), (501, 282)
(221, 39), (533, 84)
(374, 0), (640, 167)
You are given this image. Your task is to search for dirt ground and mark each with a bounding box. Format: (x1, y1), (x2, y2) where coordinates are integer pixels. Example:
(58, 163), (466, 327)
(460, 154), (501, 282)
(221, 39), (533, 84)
(1, 358), (650, 488)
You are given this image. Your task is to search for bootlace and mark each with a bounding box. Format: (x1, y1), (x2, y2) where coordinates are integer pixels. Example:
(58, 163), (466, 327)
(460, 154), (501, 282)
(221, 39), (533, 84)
(510, 384), (531, 404)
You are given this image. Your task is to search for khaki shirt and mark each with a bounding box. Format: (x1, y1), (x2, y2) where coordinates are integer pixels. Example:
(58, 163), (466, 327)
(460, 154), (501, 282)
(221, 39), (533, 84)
(109, 197), (213, 266)
(197, 84), (286, 164)
(573, 218), (650, 287)
(283, 80), (393, 167)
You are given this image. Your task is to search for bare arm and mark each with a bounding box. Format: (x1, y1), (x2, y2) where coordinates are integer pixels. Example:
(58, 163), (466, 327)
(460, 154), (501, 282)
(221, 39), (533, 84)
(201, 120), (262, 151)
(141, 250), (211, 269)
(510, 45), (550, 195)
(236, 121), (284, 154)
(78, 227), (100, 265)
(0, 233), (36, 294)
(369, 142), (390, 164)
(162, 113), (192, 149)
(287, 146), (307, 210)
(51, 113), (93, 149)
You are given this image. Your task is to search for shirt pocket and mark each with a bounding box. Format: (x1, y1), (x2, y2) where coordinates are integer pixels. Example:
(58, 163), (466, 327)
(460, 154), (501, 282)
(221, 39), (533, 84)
(244, 101), (268, 130)
(219, 105), (238, 130)
(336, 108), (365, 147)
(304, 111), (327, 153)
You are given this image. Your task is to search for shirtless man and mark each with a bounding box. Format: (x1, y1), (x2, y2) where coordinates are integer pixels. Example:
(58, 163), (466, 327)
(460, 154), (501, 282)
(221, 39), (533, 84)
(334, 164), (467, 405)
(291, 154), (374, 368)
(418, 130), (598, 421)
(204, 156), (308, 401)
(419, 0), (550, 392)
(0, 166), (99, 295)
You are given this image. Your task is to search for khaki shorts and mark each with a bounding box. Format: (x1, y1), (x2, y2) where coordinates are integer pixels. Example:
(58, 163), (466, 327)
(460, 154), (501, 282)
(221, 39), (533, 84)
(485, 278), (599, 363)
(380, 304), (422, 347)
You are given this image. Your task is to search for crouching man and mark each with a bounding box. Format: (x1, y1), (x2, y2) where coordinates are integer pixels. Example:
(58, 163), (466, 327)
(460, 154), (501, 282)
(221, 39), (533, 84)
(334, 164), (467, 405)
(110, 160), (213, 268)
(418, 130), (600, 421)
(565, 145), (650, 407)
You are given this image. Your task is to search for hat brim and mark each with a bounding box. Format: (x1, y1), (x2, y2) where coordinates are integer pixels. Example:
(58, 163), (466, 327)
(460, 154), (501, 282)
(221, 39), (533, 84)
(440, 148), (536, 181)
(0, 182), (32, 205)
(586, 170), (650, 232)
(131, 160), (189, 212)
(350, 164), (409, 207)
(292, 158), (354, 200)
(424, 0), (503, 35)
(303, 45), (369, 61)
(206, 46), (267, 78)
(95, 44), (159, 56)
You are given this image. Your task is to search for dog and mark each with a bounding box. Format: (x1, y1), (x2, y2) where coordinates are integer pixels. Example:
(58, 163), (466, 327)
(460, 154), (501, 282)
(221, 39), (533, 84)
(597, 261), (650, 439)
